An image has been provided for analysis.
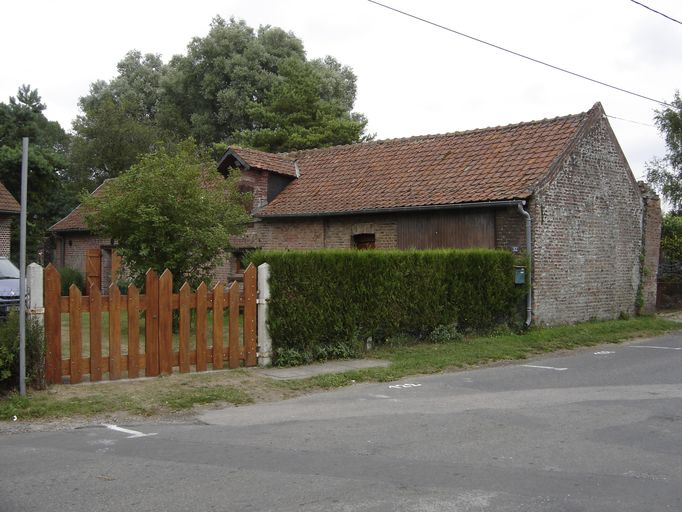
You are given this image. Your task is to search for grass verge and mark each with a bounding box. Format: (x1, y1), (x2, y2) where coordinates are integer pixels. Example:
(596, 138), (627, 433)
(1, 316), (679, 422)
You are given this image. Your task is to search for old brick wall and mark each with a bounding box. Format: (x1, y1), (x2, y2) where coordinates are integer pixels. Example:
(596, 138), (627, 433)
(638, 183), (661, 313)
(239, 168), (269, 212)
(530, 117), (643, 325)
(0, 217), (12, 258)
(495, 207), (527, 253)
(56, 233), (112, 276)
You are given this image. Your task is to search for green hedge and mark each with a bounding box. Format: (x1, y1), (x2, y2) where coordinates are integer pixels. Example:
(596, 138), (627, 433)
(247, 249), (527, 365)
(0, 311), (45, 391)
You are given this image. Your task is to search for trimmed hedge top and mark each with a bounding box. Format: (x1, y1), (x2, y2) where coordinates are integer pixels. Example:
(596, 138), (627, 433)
(247, 249), (527, 363)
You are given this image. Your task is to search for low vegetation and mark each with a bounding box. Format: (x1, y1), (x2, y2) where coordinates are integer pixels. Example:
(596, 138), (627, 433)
(1, 316), (678, 422)
(247, 249), (528, 365)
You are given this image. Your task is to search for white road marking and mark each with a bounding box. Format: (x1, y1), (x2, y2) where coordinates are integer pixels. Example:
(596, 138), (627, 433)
(628, 346), (681, 351)
(389, 383), (423, 389)
(594, 351), (615, 355)
(521, 364), (568, 371)
(103, 424), (158, 439)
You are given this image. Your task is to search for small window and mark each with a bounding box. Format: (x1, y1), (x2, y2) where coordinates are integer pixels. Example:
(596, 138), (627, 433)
(353, 233), (375, 250)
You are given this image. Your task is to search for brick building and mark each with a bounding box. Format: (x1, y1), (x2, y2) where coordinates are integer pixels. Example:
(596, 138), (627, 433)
(219, 102), (660, 325)
(51, 103), (660, 324)
(0, 181), (20, 258)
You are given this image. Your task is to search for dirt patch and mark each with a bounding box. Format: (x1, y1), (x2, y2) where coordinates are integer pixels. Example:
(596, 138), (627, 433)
(0, 368), (310, 436)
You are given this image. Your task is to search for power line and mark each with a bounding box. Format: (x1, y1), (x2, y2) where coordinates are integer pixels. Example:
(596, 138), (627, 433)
(605, 114), (656, 128)
(367, 0), (673, 108)
(630, 0), (682, 26)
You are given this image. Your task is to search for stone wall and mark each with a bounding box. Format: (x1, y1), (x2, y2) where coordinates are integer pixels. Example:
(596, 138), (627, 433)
(639, 182), (661, 314)
(530, 116), (644, 324)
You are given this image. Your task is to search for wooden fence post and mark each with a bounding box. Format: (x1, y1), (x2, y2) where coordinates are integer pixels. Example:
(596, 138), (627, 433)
(257, 263), (272, 367)
(89, 285), (103, 382)
(195, 282), (208, 372)
(212, 282), (224, 369)
(228, 281), (240, 369)
(68, 285), (82, 384)
(158, 270), (173, 375)
(44, 264), (61, 384)
(127, 284), (140, 379)
(178, 282), (191, 373)
(243, 264), (257, 367)
(145, 269), (159, 377)
(108, 283), (121, 380)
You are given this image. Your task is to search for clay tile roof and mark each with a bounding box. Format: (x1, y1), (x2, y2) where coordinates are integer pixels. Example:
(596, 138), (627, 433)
(0, 182), (20, 214)
(257, 104), (600, 217)
(49, 180), (111, 232)
(220, 146), (298, 177)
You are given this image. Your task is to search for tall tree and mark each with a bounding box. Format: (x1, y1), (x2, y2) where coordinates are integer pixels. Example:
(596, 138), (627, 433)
(157, 16), (307, 144)
(70, 51), (167, 189)
(647, 91), (682, 210)
(72, 16), (369, 184)
(234, 57), (369, 152)
(0, 85), (75, 262)
(81, 139), (250, 286)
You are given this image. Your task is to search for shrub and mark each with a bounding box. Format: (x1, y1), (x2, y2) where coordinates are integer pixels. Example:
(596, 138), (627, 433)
(248, 249), (527, 365)
(58, 266), (84, 295)
(427, 323), (464, 344)
(0, 311), (45, 391)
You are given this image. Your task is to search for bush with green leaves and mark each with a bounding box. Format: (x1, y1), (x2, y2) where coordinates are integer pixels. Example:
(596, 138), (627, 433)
(248, 249), (527, 365)
(58, 266), (84, 295)
(0, 311), (45, 391)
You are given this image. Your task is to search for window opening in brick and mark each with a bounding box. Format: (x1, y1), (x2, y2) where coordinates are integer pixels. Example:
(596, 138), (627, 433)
(353, 233), (376, 250)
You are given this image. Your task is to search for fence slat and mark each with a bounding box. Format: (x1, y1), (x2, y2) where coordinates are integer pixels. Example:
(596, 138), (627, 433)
(145, 269), (159, 377)
(68, 285), (82, 384)
(108, 284), (121, 380)
(228, 281), (240, 369)
(158, 270), (173, 374)
(179, 281), (191, 373)
(243, 264), (257, 367)
(212, 282), (224, 369)
(195, 282), (208, 372)
(127, 284), (140, 379)
(89, 285), (102, 382)
(44, 264), (62, 384)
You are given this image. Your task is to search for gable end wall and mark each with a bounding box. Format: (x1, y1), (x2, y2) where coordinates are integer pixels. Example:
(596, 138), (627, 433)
(530, 116), (643, 324)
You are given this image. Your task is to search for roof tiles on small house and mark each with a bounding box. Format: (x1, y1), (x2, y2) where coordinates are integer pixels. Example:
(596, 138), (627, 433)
(49, 180), (111, 232)
(231, 104), (598, 217)
(0, 182), (20, 214)
(220, 146), (298, 177)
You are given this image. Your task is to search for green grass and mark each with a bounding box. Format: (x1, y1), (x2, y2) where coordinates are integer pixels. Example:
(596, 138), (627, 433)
(280, 316), (682, 390)
(1, 315), (679, 421)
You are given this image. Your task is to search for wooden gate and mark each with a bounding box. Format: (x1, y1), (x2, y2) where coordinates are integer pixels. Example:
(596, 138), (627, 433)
(44, 264), (258, 384)
(85, 249), (101, 294)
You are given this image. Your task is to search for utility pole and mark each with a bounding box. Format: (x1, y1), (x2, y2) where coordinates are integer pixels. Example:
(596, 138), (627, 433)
(19, 137), (28, 396)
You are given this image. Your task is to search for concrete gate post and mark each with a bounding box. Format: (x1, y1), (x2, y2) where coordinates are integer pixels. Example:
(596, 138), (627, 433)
(257, 263), (272, 367)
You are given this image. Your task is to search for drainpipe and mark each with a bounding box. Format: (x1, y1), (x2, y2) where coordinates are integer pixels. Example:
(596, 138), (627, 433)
(516, 202), (532, 327)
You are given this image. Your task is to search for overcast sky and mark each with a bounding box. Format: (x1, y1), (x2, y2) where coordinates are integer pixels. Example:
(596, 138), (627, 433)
(2, 0), (681, 181)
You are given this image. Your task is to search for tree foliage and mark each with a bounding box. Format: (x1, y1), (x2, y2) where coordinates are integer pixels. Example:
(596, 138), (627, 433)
(0, 85), (76, 261)
(72, 16), (369, 188)
(81, 139), (250, 285)
(69, 52), (167, 189)
(234, 57), (369, 152)
(647, 91), (682, 210)
(661, 213), (682, 262)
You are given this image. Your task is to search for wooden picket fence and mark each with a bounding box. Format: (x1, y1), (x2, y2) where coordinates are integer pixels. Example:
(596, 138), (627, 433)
(43, 263), (258, 384)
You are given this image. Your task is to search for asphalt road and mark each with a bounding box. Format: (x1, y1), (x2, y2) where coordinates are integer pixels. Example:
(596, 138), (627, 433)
(2, 332), (682, 511)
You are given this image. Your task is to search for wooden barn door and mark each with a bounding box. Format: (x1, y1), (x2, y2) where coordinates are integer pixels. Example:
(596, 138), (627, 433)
(85, 249), (102, 294)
